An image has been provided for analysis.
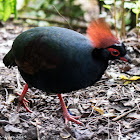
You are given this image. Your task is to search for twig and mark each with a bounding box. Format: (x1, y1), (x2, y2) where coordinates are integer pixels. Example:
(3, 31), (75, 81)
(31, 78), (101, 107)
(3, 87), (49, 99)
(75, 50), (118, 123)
(112, 108), (136, 121)
(88, 103), (95, 117)
(0, 120), (11, 125)
(52, 5), (72, 29)
(16, 69), (22, 90)
(114, 98), (129, 102)
(45, 9), (86, 22)
(5, 88), (8, 103)
(121, 86), (125, 96)
(130, 119), (140, 128)
(114, 0), (118, 37)
(117, 122), (122, 139)
(123, 127), (138, 135)
(121, 0), (125, 40)
(10, 15), (87, 30)
(107, 115), (110, 139)
(30, 121), (42, 129)
(36, 124), (40, 140)
(35, 119), (41, 140)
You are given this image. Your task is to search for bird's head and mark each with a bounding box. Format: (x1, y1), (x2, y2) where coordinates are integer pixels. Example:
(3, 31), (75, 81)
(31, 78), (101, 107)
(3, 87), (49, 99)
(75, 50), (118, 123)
(92, 42), (131, 63)
(87, 18), (131, 63)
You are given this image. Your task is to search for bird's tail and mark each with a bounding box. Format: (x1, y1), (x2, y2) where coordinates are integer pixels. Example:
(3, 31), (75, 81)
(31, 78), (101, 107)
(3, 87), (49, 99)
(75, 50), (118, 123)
(3, 49), (16, 68)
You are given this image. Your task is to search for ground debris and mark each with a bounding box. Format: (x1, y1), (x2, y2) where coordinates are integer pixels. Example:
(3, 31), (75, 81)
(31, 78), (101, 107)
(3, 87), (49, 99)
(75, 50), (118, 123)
(0, 23), (140, 139)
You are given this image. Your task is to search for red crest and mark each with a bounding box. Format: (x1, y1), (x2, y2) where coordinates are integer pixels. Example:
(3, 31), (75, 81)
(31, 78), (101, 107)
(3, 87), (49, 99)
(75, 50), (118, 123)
(87, 18), (119, 48)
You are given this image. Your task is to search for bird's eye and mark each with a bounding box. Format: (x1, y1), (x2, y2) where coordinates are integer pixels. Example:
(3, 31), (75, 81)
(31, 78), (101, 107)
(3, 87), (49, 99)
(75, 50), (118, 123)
(112, 51), (119, 55)
(107, 48), (120, 56)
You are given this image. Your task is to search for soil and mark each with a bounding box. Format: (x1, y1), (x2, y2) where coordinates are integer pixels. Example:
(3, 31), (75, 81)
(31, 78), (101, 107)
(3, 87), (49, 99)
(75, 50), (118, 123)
(0, 23), (140, 140)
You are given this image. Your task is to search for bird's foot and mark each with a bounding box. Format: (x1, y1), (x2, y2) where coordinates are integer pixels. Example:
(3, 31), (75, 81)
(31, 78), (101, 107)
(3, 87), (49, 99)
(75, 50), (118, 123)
(57, 94), (83, 126)
(16, 92), (32, 113)
(16, 83), (32, 113)
(63, 111), (83, 126)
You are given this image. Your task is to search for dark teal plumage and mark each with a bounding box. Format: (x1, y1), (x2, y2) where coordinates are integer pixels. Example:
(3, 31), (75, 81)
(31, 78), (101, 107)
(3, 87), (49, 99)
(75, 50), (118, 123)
(3, 26), (127, 93)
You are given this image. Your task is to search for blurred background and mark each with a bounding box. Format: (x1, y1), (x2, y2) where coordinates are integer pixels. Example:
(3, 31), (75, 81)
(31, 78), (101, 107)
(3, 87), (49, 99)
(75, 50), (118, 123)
(0, 0), (140, 38)
(0, 1), (140, 140)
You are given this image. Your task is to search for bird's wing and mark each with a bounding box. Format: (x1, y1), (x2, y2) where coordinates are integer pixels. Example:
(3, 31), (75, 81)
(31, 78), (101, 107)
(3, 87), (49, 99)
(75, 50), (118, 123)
(15, 37), (63, 75)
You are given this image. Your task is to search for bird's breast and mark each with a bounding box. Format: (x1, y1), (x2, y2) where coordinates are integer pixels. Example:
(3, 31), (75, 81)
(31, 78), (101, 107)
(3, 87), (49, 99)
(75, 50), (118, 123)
(19, 54), (108, 93)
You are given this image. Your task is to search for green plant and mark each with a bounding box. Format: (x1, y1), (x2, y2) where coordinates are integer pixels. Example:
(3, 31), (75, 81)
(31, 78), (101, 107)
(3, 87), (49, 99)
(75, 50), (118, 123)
(100, 0), (118, 36)
(131, 1), (140, 29)
(19, 0), (85, 25)
(100, 0), (140, 38)
(0, 0), (17, 21)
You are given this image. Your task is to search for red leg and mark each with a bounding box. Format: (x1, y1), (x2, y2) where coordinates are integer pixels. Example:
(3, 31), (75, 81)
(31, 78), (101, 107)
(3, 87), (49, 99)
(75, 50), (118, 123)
(16, 83), (32, 113)
(57, 94), (83, 126)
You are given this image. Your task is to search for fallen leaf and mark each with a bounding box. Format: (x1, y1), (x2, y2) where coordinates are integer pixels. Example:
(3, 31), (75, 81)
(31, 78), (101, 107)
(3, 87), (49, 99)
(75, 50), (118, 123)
(103, 113), (116, 118)
(4, 125), (22, 133)
(124, 81), (132, 85)
(92, 105), (104, 115)
(74, 128), (94, 140)
(120, 75), (140, 85)
(123, 100), (135, 107)
(129, 76), (140, 80)
(60, 128), (71, 139)
(120, 75), (129, 80)
(9, 112), (20, 124)
(126, 66), (140, 76)
(119, 65), (131, 72)
(6, 94), (16, 104)
(105, 71), (120, 79)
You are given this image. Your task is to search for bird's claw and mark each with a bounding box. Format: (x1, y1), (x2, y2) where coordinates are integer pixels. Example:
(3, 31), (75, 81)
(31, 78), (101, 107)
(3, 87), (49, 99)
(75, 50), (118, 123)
(16, 92), (29, 103)
(63, 112), (83, 126)
(57, 94), (83, 126)
(16, 92), (32, 113)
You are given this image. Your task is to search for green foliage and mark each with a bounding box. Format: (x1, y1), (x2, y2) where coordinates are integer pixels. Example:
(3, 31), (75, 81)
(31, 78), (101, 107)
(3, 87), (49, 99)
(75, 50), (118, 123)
(124, 2), (135, 9)
(132, 1), (140, 15)
(103, 0), (114, 5)
(0, 0), (17, 21)
(20, 0), (84, 21)
(99, 0), (140, 38)
(103, 5), (111, 10)
(100, 0), (140, 28)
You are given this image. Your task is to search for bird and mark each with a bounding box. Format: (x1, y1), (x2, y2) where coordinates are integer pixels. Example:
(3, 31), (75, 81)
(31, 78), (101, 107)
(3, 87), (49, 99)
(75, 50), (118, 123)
(3, 18), (130, 126)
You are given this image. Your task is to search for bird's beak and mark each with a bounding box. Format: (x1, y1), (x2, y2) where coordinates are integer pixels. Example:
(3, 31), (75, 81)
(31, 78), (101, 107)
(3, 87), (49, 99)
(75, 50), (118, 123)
(119, 54), (131, 63)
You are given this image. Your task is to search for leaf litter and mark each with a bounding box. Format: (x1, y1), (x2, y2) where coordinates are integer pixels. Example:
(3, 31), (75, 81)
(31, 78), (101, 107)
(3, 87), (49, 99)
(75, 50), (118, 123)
(0, 23), (140, 140)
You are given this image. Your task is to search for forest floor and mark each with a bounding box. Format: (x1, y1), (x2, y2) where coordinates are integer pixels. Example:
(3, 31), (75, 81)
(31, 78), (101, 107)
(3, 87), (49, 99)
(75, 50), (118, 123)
(0, 24), (140, 140)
